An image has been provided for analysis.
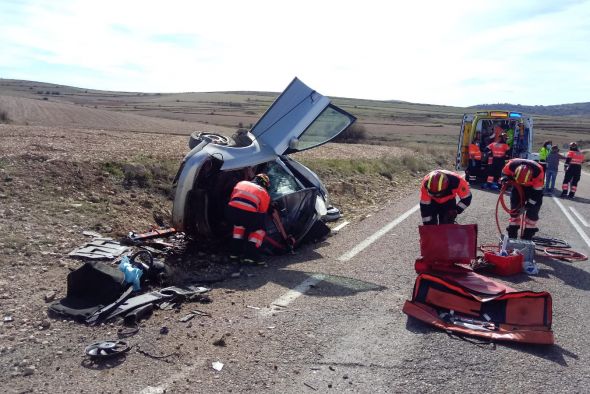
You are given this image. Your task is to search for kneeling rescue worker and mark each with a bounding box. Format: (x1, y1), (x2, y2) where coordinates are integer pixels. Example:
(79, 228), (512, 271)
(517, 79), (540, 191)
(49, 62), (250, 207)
(561, 142), (584, 199)
(420, 170), (472, 225)
(501, 159), (544, 239)
(226, 173), (271, 264)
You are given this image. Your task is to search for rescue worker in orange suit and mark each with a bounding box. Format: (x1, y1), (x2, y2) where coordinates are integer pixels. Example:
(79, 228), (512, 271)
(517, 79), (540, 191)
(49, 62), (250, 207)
(420, 170), (472, 225)
(226, 173), (271, 264)
(484, 133), (510, 190)
(501, 159), (544, 240)
(493, 122), (504, 142)
(466, 133), (482, 182)
(561, 142), (584, 199)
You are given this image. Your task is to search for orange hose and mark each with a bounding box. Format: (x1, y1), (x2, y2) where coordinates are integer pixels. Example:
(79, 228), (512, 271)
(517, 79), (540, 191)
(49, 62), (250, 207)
(544, 248), (588, 262)
(495, 181), (525, 237)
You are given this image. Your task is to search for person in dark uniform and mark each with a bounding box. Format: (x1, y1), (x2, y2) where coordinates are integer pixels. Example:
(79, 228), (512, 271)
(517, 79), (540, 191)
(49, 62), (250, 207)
(501, 159), (544, 240)
(420, 170), (472, 225)
(226, 173), (271, 264)
(561, 142), (584, 199)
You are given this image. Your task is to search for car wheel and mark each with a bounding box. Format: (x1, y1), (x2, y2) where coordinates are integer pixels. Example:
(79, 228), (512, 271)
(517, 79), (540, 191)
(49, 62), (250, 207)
(188, 132), (231, 149)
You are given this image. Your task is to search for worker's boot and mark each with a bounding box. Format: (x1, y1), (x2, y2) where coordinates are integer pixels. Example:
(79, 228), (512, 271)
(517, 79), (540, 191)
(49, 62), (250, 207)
(521, 228), (537, 240)
(560, 190), (568, 198)
(242, 242), (266, 265)
(506, 225), (519, 239)
(568, 192), (575, 199)
(229, 239), (243, 262)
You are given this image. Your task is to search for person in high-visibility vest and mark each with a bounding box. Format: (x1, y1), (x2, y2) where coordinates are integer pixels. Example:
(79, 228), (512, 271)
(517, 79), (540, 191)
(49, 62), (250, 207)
(466, 133), (482, 182)
(226, 173), (271, 264)
(505, 125), (515, 150)
(484, 133), (510, 190)
(538, 140), (552, 172)
(493, 123), (504, 142)
(420, 170), (472, 225)
(501, 159), (544, 240)
(561, 142), (585, 198)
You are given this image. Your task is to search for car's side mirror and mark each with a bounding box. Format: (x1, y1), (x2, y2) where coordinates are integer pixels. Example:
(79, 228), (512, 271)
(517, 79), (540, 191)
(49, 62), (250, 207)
(288, 138), (299, 151)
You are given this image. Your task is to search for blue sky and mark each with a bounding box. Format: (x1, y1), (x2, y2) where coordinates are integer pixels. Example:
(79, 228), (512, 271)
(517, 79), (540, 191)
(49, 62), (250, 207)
(1, 0), (589, 106)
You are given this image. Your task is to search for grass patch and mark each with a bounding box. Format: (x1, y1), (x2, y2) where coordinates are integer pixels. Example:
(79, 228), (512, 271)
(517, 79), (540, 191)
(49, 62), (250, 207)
(102, 161), (125, 178)
(100, 156), (178, 192)
(301, 154), (433, 179)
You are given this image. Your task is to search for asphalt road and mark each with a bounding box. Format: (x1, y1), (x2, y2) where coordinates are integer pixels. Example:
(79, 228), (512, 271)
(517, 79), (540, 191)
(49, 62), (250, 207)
(141, 172), (589, 393)
(5, 172), (590, 393)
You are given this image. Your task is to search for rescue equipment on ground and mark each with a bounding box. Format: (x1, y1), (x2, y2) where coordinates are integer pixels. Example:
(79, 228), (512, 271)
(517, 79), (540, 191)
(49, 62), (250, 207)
(482, 251), (523, 276)
(531, 236), (587, 262)
(403, 224), (554, 345)
(125, 227), (177, 245)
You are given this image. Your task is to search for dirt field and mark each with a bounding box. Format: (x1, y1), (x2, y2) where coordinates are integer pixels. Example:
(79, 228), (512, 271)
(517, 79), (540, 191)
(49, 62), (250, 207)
(0, 119), (418, 391)
(2, 79), (590, 391)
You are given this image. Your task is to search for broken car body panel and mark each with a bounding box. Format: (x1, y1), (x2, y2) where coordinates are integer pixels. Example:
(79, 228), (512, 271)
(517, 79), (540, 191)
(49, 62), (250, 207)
(172, 77), (356, 248)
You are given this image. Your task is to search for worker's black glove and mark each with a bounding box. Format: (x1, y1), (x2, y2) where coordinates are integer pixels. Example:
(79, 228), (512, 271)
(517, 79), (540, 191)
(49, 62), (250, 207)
(564, 164), (569, 171)
(500, 176), (510, 185)
(446, 209), (458, 223)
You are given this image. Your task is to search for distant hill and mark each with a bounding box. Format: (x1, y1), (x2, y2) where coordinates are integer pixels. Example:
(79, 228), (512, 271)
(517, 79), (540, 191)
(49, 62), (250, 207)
(468, 102), (590, 117)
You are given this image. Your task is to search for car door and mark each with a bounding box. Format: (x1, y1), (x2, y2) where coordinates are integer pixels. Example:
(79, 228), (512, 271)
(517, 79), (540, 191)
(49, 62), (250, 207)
(263, 188), (319, 251)
(456, 114), (474, 170)
(250, 77), (357, 155)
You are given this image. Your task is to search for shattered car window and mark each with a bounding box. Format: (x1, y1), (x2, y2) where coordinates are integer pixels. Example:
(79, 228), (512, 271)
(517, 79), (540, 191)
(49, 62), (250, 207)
(265, 161), (301, 199)
(297, 105), (354, 150)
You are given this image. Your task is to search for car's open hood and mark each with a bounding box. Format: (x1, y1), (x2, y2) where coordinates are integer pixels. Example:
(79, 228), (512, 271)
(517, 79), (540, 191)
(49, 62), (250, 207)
(249, 77), (356, 156)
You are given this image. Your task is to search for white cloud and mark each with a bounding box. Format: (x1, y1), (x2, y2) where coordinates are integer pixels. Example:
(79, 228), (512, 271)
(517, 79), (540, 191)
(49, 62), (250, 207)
(0, 0), (589, 105)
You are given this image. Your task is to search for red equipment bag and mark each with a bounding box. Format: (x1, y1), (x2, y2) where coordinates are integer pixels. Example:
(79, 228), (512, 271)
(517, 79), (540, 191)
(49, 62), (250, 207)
(415, 224), (477, 273)
(405, 224), (554, 344)
(403, 272), (554, 344)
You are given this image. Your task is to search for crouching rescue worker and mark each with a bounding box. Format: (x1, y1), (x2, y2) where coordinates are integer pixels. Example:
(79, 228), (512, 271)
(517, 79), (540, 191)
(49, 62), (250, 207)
(420, 170), (472, 225)
(561, 142), (584, 199)
(226, 173), (271, 264)
(501, 159), (544, 240)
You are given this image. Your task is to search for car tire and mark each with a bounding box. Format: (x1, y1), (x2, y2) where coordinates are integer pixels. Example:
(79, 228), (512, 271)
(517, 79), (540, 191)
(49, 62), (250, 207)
(188, 132), (231, 149)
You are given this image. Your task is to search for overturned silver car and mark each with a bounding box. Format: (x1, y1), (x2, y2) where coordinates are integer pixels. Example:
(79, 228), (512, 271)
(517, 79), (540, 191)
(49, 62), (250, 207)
(172, 78), (356, 252)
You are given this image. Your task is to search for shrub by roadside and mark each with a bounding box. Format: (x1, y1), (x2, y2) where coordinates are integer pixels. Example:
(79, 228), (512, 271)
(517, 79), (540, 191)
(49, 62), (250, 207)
(0, 109), (10, 123)
(333, 123), (367, 143)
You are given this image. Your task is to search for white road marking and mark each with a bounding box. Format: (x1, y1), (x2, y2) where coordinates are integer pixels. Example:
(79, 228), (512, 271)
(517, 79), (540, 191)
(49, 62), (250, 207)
(259, 273), (325, 317)
(569, 206), (590, 227)
(332, 221), (350, 232)
(139, 360), (207, 394)
(553, 197), (590, 247)
(140, 205), (419, 392)
(337, 204), (420, 261)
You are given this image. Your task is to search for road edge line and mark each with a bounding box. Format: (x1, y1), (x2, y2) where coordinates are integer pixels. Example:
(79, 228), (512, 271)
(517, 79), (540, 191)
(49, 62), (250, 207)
(337, 204), (419, 261)
(569, 206), (590, 227)
(553, 197), (590, 247)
